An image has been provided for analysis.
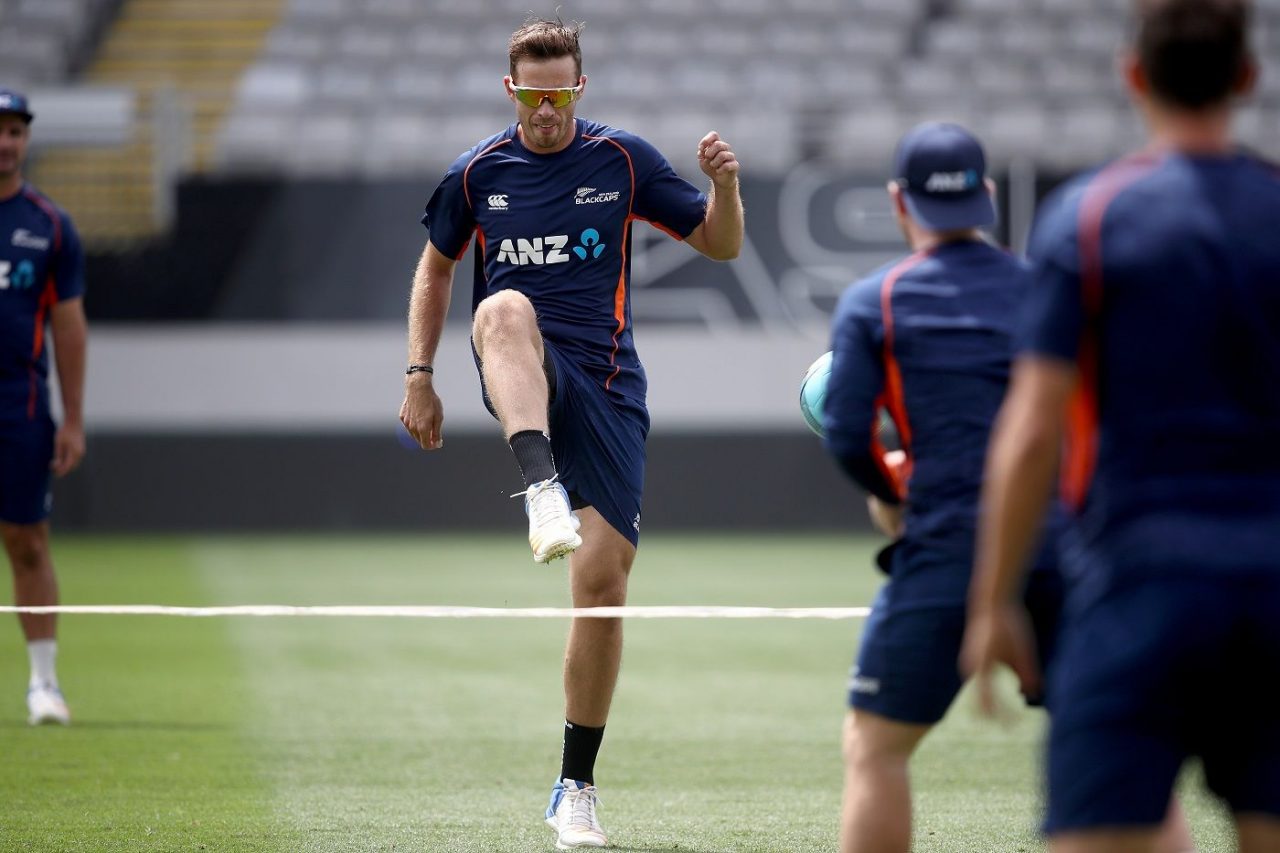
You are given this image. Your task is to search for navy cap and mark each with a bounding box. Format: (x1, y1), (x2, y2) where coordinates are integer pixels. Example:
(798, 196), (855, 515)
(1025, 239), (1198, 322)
(0, 88), (33, 124)
(893, 122), (994, 232)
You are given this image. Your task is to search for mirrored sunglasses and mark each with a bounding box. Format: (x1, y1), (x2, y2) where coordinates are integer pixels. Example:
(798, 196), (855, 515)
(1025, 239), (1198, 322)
(510, 84), (582, 109)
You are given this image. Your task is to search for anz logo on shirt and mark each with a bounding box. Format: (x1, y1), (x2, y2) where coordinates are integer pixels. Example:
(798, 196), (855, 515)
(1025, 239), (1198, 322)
(495, 229), (607, 266)
(0, 259), (36, 291)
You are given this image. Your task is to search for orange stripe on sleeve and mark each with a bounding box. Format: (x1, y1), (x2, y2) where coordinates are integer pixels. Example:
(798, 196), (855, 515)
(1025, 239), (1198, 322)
(876, 251), (933, 499)
(461, 139), (512, 216)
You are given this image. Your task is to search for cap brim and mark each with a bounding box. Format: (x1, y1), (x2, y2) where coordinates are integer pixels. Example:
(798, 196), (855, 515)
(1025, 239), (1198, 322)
(0, 110), (32, 124)
(902, 190), (995, 232)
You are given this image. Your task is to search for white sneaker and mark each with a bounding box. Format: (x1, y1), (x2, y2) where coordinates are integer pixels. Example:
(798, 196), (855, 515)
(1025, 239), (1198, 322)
(521, 478), (582, 564)
(27, 683), (70, 726)
(544, 778), (607, 849)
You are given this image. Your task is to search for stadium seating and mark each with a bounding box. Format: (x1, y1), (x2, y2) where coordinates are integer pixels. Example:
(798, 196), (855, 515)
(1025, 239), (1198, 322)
(210, 0), (1280, 176)
(10, 0), (1280, 182)
(0, 0), (117, 84)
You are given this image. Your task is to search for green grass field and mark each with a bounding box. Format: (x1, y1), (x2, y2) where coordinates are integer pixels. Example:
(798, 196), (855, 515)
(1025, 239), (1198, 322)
(0, 535), (1235, 852)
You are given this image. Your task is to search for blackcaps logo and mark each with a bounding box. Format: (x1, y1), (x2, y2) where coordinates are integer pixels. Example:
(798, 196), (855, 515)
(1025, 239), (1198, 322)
(573, 228), (605, 260)
(575, 187), (620, 205)
(11, 229), (50, 251)
(923, 170), (979, 193)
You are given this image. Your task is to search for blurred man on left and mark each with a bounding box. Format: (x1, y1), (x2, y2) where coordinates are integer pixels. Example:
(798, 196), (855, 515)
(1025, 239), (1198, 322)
(0, 88), (87, 726)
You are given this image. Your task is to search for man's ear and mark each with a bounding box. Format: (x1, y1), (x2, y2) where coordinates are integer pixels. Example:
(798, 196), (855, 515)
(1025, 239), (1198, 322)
(887, 180), (907, 217)
(1234, 58), (1259, 99)
(1121, 50), (1149, 100)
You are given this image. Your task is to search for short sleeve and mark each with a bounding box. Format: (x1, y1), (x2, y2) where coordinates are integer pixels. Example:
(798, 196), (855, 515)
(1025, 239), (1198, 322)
(54, 211), (84, 302)
(421, 152), (477, 260)
(627, 135), (707, 239)
(1020, 185), (1086, 363)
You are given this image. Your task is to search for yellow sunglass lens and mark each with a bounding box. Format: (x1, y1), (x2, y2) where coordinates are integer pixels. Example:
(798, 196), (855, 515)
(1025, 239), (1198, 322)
(513, 88), (576, 108)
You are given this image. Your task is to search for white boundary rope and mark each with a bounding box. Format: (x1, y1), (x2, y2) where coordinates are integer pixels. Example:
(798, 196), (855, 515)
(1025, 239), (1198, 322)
(0, 604), (870, 620)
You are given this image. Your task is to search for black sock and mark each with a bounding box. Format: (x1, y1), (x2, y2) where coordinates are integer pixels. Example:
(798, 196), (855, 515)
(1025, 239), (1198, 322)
(560, 720), (605, 785)
(509, 430), (557, 487)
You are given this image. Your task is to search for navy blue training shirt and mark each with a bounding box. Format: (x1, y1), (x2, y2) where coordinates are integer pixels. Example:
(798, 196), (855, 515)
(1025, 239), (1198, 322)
(1023, 150), (1280, 580)
(422, 118), (708, 407)
(0, 183), (84, 422)
(825, 240), (1038, 598)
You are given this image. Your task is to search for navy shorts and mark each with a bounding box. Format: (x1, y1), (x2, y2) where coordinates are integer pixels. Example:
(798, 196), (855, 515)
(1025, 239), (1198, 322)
(480, 340), (648, 546)
(0, 414), (55, 525)
(848, 552), (1064, 725)
(1044, 574), (1280, 834)
(544, 344), (648, 546)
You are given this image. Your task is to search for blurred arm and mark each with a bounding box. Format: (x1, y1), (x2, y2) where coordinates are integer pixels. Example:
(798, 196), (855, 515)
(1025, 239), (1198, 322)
(960, 356), (1074, 712)
(825, 296), (901, 506)
(49, 296), (87, 475)
(969, 356), (1074, 611)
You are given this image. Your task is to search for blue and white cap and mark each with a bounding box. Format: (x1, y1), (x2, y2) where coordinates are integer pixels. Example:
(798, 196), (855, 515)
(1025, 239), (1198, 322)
(893, 122), (994, 232)
(0, 88), (33, 123)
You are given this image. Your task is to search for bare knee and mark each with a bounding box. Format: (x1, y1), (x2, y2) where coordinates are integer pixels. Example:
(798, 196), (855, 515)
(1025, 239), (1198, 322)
(843, 718), (887, 769)
(843, 711), (926, 769)
(573, 568), (628, 608)
(2, 525), (50, 575)
(473, 290), (539, 356)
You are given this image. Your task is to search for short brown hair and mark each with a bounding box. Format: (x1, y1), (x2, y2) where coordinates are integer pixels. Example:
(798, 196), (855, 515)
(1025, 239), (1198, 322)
(508, 17), (584, 80)
(1133, 0), (1252, 109)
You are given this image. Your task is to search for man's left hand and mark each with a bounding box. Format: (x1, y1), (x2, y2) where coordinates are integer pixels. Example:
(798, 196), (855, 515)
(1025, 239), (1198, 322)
(697, 131), (740, 188)
(866, 495), (904, 538)
(959, 603), (1042, 719)
(51, 423), (85, 477)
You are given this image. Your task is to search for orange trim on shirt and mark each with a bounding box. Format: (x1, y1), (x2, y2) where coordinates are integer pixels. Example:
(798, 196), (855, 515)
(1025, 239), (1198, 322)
(23, 187), (62, 253)
(27, 277), (58, 419)
(1061, 153), (1160, 510)
(461, 139), (512, 213)
(21, 188), (65, 419)
(459, 139), (511, 259)
(876, 250), (934, 500)
(631, 214), (684, 241)
(583, 133), (637, 391)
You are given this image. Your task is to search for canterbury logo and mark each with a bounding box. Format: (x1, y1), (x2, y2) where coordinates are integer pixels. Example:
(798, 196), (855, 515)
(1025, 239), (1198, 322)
(487, 194), (509, 210)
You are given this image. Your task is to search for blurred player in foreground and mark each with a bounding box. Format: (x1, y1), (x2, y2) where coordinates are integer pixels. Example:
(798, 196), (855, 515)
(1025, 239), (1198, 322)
(962, 1), (1280, 851)
(398, 17), (742, 849)
(822, 122), (1081, 853)
(0, 89), (87, 726)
